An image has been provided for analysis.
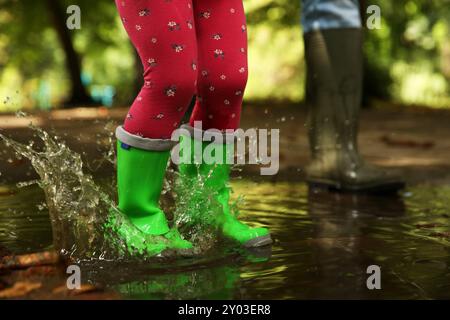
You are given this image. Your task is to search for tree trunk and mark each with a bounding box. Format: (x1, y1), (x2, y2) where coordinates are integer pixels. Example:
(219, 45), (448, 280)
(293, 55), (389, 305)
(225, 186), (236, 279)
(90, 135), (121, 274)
(45, 0), (94, 107)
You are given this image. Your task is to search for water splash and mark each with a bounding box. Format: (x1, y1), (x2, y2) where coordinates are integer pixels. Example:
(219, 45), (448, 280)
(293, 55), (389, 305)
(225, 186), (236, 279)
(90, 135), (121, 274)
(0, 125), (191, 262)
(173, 168), (220, 251)
(173, 165), (244, 252)
(0, 121), (245, 262)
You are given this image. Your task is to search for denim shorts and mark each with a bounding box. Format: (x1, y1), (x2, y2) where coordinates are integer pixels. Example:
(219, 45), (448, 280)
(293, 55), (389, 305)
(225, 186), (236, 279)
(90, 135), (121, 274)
(301, 0), (362, 33)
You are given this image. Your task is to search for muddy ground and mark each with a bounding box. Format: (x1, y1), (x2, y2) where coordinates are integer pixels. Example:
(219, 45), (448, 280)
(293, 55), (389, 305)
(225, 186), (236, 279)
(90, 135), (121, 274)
(1, 101), (450, 185)
(1, 102), (450, 299)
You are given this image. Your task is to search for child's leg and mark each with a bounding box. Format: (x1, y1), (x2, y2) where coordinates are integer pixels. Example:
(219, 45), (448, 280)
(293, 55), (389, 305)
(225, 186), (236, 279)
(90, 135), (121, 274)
(180, 1), (272, 248)
(190, 0), (248, 131)
(116, 0), (198, 139)
(113, 0), (199, 254)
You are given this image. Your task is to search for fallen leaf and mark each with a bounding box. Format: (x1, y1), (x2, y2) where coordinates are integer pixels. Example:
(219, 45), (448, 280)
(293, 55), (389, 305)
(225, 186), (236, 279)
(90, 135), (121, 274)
(52, 284), (101, 296)
(0, 251), (59, 270)
(380, 135), (434, 149)
(0, 281), (42, 298)
(69, 284), (101, 296)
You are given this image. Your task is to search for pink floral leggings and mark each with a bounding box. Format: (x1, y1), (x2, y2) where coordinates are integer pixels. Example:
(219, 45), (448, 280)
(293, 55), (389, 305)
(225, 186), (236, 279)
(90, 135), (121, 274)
(116, 0), (249, 139)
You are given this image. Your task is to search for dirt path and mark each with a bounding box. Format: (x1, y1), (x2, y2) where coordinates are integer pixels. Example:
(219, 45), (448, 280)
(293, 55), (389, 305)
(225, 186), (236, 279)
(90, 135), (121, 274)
(1, 102), (450, 185)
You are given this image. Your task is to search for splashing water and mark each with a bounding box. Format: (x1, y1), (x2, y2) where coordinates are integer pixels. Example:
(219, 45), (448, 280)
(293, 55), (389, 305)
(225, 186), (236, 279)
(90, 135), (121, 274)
(0, 126), (168, 261)
(0, 123), (241, 262)
(173, 168), (244, 252)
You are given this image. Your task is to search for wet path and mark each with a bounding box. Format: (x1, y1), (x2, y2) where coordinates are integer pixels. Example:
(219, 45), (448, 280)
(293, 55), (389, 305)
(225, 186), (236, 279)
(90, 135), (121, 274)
(1, 104), (450, 299)
(1, 104), (450, 185)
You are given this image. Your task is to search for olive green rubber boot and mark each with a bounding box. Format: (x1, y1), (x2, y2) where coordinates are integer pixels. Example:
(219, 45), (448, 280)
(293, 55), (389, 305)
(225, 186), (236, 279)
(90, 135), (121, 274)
(177, 125), (272, 248)
(112, 126), (192, 255)
(304, 28), (404, 193)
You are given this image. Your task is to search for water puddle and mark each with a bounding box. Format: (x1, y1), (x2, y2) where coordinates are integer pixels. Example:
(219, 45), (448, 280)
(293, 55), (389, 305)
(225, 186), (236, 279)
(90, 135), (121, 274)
(1, 125), (450, 298)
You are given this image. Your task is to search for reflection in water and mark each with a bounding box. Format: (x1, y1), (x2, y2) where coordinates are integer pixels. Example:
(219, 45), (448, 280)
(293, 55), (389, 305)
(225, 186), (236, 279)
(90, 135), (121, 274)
(0, 185), (51, 253)
(114, 266), (240, 300)
(233, 181), (449, 299)
(82, 246), (272, 300)
(1, 178), (450, 299)
(306, 188), (406, 299)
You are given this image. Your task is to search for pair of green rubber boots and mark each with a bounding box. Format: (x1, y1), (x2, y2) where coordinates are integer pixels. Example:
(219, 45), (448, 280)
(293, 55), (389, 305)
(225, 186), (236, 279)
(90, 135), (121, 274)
(114, 128), (271, 255)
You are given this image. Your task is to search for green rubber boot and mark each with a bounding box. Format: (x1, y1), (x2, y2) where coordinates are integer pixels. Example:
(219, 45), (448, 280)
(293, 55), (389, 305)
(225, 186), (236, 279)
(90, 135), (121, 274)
(178, 126), (272, 248)
(111, 126), (193, 255)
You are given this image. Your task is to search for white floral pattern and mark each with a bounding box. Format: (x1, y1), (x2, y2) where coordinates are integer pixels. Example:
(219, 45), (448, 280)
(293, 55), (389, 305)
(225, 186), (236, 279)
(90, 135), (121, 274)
(117, 0), (248, 137)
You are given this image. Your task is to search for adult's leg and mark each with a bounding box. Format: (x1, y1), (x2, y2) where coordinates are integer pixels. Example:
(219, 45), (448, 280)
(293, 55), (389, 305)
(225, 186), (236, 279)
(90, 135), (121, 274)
(302, 0), (404, 192)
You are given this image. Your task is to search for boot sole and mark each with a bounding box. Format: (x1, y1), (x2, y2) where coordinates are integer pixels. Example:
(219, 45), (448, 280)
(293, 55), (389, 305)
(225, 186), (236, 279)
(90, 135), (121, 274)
(307, 178), (405, 194)
(243, 234), (273, 248)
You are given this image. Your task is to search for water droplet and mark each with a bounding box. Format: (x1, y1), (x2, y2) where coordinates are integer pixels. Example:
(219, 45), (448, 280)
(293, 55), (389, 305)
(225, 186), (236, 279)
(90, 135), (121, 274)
(15, 110), (27, 118)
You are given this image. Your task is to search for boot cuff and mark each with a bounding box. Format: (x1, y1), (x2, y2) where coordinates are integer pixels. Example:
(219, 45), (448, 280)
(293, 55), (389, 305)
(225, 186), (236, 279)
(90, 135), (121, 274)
(115, 126), (176, 151)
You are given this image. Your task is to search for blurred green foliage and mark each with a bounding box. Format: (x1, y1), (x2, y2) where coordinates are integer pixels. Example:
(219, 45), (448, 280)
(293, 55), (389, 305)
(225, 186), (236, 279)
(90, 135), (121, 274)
(362, 0), (450, 107)
(0, 0), (135, 109)
(0, 0), (449, 111)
